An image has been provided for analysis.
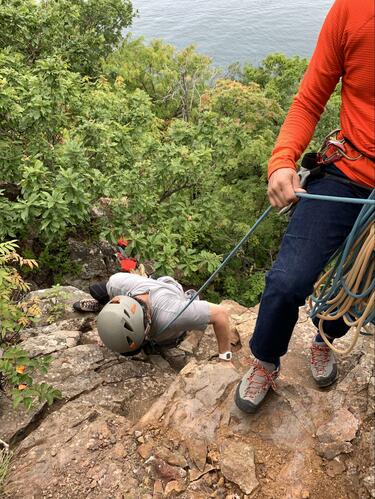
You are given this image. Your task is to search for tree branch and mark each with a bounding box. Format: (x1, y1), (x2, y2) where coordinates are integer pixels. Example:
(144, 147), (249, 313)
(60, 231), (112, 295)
(158, 180), (197, 203)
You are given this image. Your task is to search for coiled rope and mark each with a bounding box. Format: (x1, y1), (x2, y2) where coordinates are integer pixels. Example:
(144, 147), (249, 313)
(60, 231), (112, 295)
(308, 190), (374, 355)
(156, 191), (375, 355)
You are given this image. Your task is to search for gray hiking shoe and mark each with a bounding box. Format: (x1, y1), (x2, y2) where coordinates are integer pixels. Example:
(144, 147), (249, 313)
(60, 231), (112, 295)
(310, 341), (338, 387)
(73, 299), (102, 313)
(235, 359), (279, 413)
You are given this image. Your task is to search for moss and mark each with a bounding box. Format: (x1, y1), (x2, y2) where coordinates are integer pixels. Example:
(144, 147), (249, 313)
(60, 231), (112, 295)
(43, 286), (71, 323)
(44, 286), (70, 300)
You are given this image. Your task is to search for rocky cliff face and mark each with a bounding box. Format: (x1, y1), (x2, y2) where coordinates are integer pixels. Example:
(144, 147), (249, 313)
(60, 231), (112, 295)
(1, 287), (374, 498)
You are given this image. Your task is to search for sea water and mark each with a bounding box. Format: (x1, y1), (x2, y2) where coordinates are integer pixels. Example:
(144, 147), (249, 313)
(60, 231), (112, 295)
(128, 0), (333, 67)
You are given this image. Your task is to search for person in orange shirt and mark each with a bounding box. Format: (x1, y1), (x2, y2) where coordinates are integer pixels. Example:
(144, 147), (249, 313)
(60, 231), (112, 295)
(235, 0), (374, 413)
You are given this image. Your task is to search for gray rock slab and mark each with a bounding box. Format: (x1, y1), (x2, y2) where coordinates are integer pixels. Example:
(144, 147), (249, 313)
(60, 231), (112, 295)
(316, 408), (360, 444)
(2, 294), (374, 499)
(20, 329), (80, 357)
(0, 396), (46, 443)
(4, 353), (175, 497)
(178, 330), (204, 354)
(140, 360), (240, 441)
(5, 398), (133, 498)
(22, 286), (95, 326)
(220, 439), (259, 495)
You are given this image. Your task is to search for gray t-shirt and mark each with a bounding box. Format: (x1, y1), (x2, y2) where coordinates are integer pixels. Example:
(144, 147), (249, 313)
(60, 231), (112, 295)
(106, 273), (210, 344)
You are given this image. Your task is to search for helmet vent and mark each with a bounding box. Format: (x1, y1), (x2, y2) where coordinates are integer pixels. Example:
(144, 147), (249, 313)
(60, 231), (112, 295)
(124, 321), (133, 332)
(123, 308), (130, 318)
(126, 336), (134, 346)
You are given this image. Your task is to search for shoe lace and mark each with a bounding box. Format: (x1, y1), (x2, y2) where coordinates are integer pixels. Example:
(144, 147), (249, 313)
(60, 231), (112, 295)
(245, 360), (279, 398)
(311, 343), (331, 374)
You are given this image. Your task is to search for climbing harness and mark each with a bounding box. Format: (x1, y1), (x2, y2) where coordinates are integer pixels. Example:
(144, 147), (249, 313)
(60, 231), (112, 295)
(308, 190), (374, 355)
(156, 190), (375, 353)
(280, 129), (373, 216)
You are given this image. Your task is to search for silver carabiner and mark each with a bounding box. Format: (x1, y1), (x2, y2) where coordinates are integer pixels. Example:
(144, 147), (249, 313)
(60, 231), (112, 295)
(278, 167), (310, 216)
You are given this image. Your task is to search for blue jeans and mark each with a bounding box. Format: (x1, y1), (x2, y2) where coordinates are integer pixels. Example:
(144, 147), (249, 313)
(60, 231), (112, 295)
(250, 167), (371, 364)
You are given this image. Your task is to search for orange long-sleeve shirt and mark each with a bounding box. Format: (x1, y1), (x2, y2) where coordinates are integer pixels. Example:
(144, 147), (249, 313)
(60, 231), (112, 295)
(268, 0), (375, 188)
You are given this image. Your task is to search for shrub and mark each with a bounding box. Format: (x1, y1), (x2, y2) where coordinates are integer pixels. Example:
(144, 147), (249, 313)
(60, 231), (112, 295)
(0, 241), (61, 410)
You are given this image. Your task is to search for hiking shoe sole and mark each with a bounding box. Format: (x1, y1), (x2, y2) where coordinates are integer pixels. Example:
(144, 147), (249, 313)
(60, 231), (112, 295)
(314, 363), (338, 387)
(73, 300), (102, 313)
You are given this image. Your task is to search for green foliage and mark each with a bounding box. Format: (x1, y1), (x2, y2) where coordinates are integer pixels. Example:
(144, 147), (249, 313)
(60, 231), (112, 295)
(1, 349), (61, 409)
(203, 79), (282, 131)
(94, 79), (285, 294)
(0, 240), (37, 335)
(0, 49), (159, 244)
(240, 53), (341, 147)
(0, 241), (62, 409)
(222, 271), (265, 306)
(105, 36), (217, 120)
(0, 0), (134, 75)
(0, 4), (342, 306)
(241, 53), (308, 110)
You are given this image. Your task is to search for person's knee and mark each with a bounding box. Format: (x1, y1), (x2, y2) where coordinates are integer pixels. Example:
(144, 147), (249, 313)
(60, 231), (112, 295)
(266, 268), (314, 304)
(209, 304), (229, 325)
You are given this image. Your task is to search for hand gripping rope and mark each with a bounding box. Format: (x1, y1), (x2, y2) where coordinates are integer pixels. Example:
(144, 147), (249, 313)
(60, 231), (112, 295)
(156, 190), (375, 355)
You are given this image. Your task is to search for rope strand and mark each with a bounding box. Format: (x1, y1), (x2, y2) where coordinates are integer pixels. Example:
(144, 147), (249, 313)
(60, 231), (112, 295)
(308, 190), (374, 355)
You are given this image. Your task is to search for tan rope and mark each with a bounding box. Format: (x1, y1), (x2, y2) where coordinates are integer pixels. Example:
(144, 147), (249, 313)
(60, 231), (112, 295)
(309, 222), (374, 355)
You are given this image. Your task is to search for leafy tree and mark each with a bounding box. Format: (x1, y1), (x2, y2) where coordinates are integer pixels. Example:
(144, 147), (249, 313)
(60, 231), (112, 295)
(105, 37), (217, 120)
(0, 0), (134, 75)
(0, 0), (342, 307)
(241, 53), (308, 111)
(0, 49), (159, 243)
(241, 53), (341, 147)
(94, 79), (286, 297)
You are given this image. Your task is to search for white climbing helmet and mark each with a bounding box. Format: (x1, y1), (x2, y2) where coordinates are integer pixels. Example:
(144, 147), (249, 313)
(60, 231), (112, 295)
(97, 296), (149, 354)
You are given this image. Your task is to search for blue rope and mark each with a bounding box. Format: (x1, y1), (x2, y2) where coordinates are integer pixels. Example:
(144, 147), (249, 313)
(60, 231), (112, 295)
(156, 206), (272, 336)
(309, 189), (374, 326)
(156, 190), (374, 337)
(296, 192), (375, 206)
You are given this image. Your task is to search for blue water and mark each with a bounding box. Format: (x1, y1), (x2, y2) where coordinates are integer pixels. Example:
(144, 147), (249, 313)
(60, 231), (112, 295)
(129, 0), (333, 67)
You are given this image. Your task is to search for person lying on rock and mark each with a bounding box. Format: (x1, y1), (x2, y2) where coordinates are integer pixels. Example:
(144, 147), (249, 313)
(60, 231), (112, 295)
(73, 273), (233, 359)
(235, 0), (374, 414)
